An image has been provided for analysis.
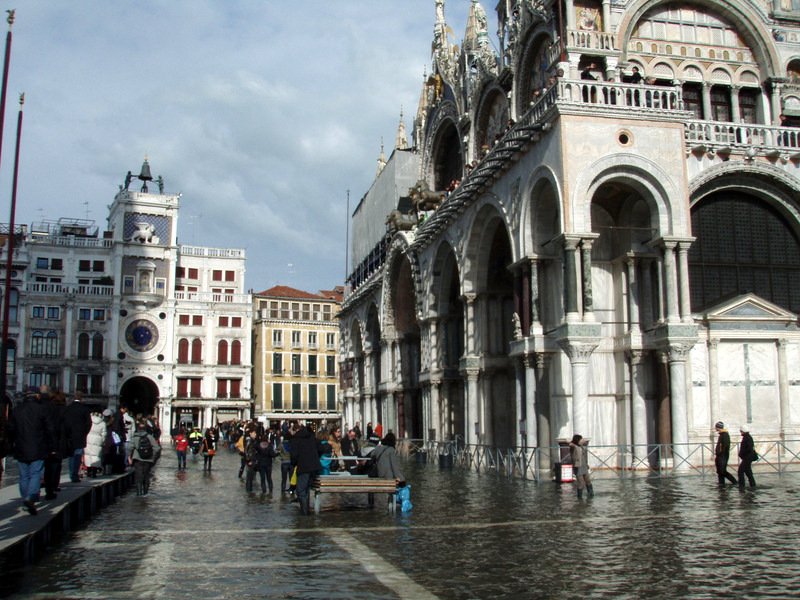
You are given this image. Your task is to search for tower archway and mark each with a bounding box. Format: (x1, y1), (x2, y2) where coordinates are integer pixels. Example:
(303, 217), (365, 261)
(119, 376), (160, 416)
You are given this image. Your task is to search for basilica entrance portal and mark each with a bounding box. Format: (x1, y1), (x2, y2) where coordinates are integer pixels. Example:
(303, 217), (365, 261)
(119, 377), (159, 416)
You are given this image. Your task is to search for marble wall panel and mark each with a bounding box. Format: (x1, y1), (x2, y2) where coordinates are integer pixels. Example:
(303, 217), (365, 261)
(589, 395), (617, 446)
(790, 386), (800, 425)
(720, 388), (747, 428)
(748, 342), (777, 382)
(692, 384), (710, 428)
(750, 387), (780, 426)
(690, 344), (708, 384)
(718, 343), (745, 383)
(787, 341), (800, 379)
(552, 393), (571, 440)
(589, 350), (615, 395)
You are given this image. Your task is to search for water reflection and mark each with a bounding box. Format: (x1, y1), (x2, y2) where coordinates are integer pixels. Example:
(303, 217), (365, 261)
(1, 449), (798, 599)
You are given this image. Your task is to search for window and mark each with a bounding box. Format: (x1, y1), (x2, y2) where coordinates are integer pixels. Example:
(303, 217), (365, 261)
(273, 383), (282, 409)
(323, 305), (332, 321)
(313, 304), (321, 320)
(291, 354), (301, 375)
(292, 383), (301, 409)
(281, 302), (289, 319)
(37, 257), (49, 269)
(212, 270), (222, 281)
(44, 332), (58, 357)
(178, 338), (189, 364)
(32, 306), (44, 318)
(270, 301), (279, 319)
(230, 379), (241, 398)
(5, 340), (15, 376)
(308, 384), (318, 410)
(272, 353), (282, 374)
(76, 374), (103, 395)
(273, 329), (283, 347)
(217, 378), (228, 398)
(176, 266), (185, 278)
(93, 260), (104, 272)
(308, 332), (317, 349)
(302, 304), (310, 320)
(47, 307), (59, 320)
(7, 288), (17, 322)
(326, 355), (336, 377)
(78, 333), (90, 359)
(218, 340), (228, 365)
(192, 315), (203, 326)
(326, 332), (336, 349)
(50, 258), (63, 270)
(92, 334), (104, 360)
(93, 309), (105, 321)
(79, 308), (91, 320)
(291, 330), (301, 348)
(179, 314), (190, 325)
(191, 339), (202, 364)
(177, 378), (188, 397)
(216, 378), (241, 399)
(78, 260), (90, 271)
(225, 270), (235, 282)
(30, 372), (57, 390)
(231, 316), (242, 327)
(291, 303), (300, 320)
(30, 331), (44, 356)
(231, 340), (242, 365)
(308, 354), (317, 376)
(190, 378), (202, 398)
(31, 331), (58, 357)
(188, 268), (198, 279)
(326, 385), (336, 410)
(218, 316), (229, 327)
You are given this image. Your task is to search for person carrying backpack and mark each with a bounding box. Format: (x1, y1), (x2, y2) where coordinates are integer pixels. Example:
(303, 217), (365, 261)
(129, 419), (161, 496)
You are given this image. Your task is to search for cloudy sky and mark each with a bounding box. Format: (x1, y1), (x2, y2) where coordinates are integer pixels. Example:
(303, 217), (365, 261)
(0, 1), (493, 294)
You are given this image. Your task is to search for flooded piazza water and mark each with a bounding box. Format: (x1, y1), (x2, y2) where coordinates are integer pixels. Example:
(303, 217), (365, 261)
(1, 448), (798, 599)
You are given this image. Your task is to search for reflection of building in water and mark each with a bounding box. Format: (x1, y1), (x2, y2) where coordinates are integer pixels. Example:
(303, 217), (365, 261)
(1, 158), (252, 439)
(338, 0), (800, 471)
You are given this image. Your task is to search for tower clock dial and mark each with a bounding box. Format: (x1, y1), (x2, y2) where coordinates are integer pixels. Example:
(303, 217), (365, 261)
(125, 318), (159, 352)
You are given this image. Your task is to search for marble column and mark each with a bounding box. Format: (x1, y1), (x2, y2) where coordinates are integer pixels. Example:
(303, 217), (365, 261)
(430, 380), (441, 441)
(730, 85), (741, 122)
(565, 0), (576, 29)
(702, 81), (713, 121)
(535, 353), (552, 471)
(641, 258), (655, 326)
(524, 354), (538, 449)
(581, 238), (595, 322)
(771, 81), (782, 125)
(677, 242), (692, 323)
(707, 339), (720, 434)
(777, 339), (790, 435)
(565, 343), (596, 436)
(564, 238), (581, 323)
(466, 369), (480, 445)
(529, 258), (541, 331)
(463, 294), (477, 354)
(515, 358), (525, 449)
(662, 241), (680, 323)
(522, 264), (531, 335)
(430, 318), (441, 372)
(627, 257), (640, 331)
(667, 343), (692, 470)
(628, 350), (648, 464)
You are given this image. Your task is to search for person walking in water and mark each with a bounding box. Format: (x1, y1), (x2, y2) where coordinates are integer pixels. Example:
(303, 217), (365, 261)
(737, 425), (757, 489)
(714, 421), (737, 486)
(570, 434), (593, 498)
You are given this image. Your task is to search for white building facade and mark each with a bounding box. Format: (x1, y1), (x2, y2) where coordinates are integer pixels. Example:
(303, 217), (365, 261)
(2, 160), (252, 434)
(338, 0), (800, 471)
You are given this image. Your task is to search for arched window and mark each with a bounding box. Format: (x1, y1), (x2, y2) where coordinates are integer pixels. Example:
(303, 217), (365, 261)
(92, 333), (104, 360)
(217, 339), (228, 365)
(191, 338), (202, 364)
(231, 340), (242, 365)
(30, 331), (44, 356)
(689, 193), (800, 312)
(7, 288), (17, 322)
(178, 338), (189, 364)
(78, 333), (90, 359)
(44, 332), (58, 357)
(5, 339), (15, 376)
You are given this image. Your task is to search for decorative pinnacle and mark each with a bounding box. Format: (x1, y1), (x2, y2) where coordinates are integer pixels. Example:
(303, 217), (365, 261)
(6, 9), (14, 29)
(18, 92), (23, 106)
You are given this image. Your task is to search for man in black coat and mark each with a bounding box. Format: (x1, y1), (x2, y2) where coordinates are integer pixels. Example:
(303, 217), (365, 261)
(64, 392), (92, 483)
(738, 425), (757, 489)
(714, 421), (737, 486)
(6, 387), (55, 515)
(340, 428), (360, 474)
(289, 424), (325, 515)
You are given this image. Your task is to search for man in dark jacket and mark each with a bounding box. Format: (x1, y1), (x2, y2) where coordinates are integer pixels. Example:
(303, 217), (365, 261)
(341, 428), (360, 473)
(289, 424), (326, 515)
(714, 421), (737, 485)
(6, 387), (55, 515)
(738, 425), (757, 489)
(64, 392), (92, 482)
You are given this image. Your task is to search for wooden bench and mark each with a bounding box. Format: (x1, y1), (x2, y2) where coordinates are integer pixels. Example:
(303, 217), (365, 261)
(311, 475), (398, 514)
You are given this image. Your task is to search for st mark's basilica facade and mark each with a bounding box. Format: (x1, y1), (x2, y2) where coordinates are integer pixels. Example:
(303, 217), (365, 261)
(338, 0), (800, 470)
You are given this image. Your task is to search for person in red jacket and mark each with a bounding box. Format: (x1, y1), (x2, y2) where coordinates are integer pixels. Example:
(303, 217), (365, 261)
(174, 427), (189, 469)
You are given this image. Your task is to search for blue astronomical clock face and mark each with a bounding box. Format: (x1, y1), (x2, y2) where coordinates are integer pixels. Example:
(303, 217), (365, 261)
(125, 319), (159, 352)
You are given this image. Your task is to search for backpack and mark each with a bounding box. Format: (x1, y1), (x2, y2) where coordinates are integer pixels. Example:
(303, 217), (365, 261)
(368, 448), (380, 478)
(137, 434), (154, 460)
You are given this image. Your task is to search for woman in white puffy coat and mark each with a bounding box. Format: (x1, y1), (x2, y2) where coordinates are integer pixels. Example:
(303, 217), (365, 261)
(84, 411), (107, 477)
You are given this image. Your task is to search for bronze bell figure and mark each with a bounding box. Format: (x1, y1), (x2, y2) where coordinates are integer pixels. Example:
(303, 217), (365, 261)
(138, 158), (153, 191)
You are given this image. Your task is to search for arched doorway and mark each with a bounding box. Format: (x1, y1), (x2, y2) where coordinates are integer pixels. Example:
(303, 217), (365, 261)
(119, 376), (160, 416)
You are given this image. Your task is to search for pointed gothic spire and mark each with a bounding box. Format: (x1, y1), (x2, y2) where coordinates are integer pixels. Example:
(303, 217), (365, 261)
(376, 138), (387, 177)
(395, 107), (409, 150)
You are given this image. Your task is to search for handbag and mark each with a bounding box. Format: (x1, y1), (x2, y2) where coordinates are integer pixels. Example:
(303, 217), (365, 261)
(290, 466), (297, 486)
(207, 448), (216, 456)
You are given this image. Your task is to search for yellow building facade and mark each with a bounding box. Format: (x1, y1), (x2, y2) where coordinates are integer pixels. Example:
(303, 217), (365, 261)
(252, 285), (342, 426)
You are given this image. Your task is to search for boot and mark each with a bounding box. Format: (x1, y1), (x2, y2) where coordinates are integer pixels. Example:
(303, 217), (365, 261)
(587, 485), (594, 497)
(136, 483), (143, 496)
(299, 496), (310, 516)
(577, 488), (583, 499)
(143, 479), (150, 496)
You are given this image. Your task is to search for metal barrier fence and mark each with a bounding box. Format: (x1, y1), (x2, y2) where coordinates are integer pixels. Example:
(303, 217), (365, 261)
(397, 438), (800, 482)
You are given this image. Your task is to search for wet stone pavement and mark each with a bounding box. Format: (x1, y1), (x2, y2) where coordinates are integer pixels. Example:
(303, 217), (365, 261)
(0, 447), (799, 599)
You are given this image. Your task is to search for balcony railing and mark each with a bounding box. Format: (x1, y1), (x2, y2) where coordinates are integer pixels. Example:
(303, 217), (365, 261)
(174, 291), (251, 303)
(685, 120), (800, 152)
(26, 283), (115, 296)
(27, 234), (112, 248)
(178, 245), (245, 258)
(555, 78), (683, 112)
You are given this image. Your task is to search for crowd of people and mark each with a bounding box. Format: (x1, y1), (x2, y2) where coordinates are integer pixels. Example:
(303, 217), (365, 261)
(3, 385), (163, 514)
